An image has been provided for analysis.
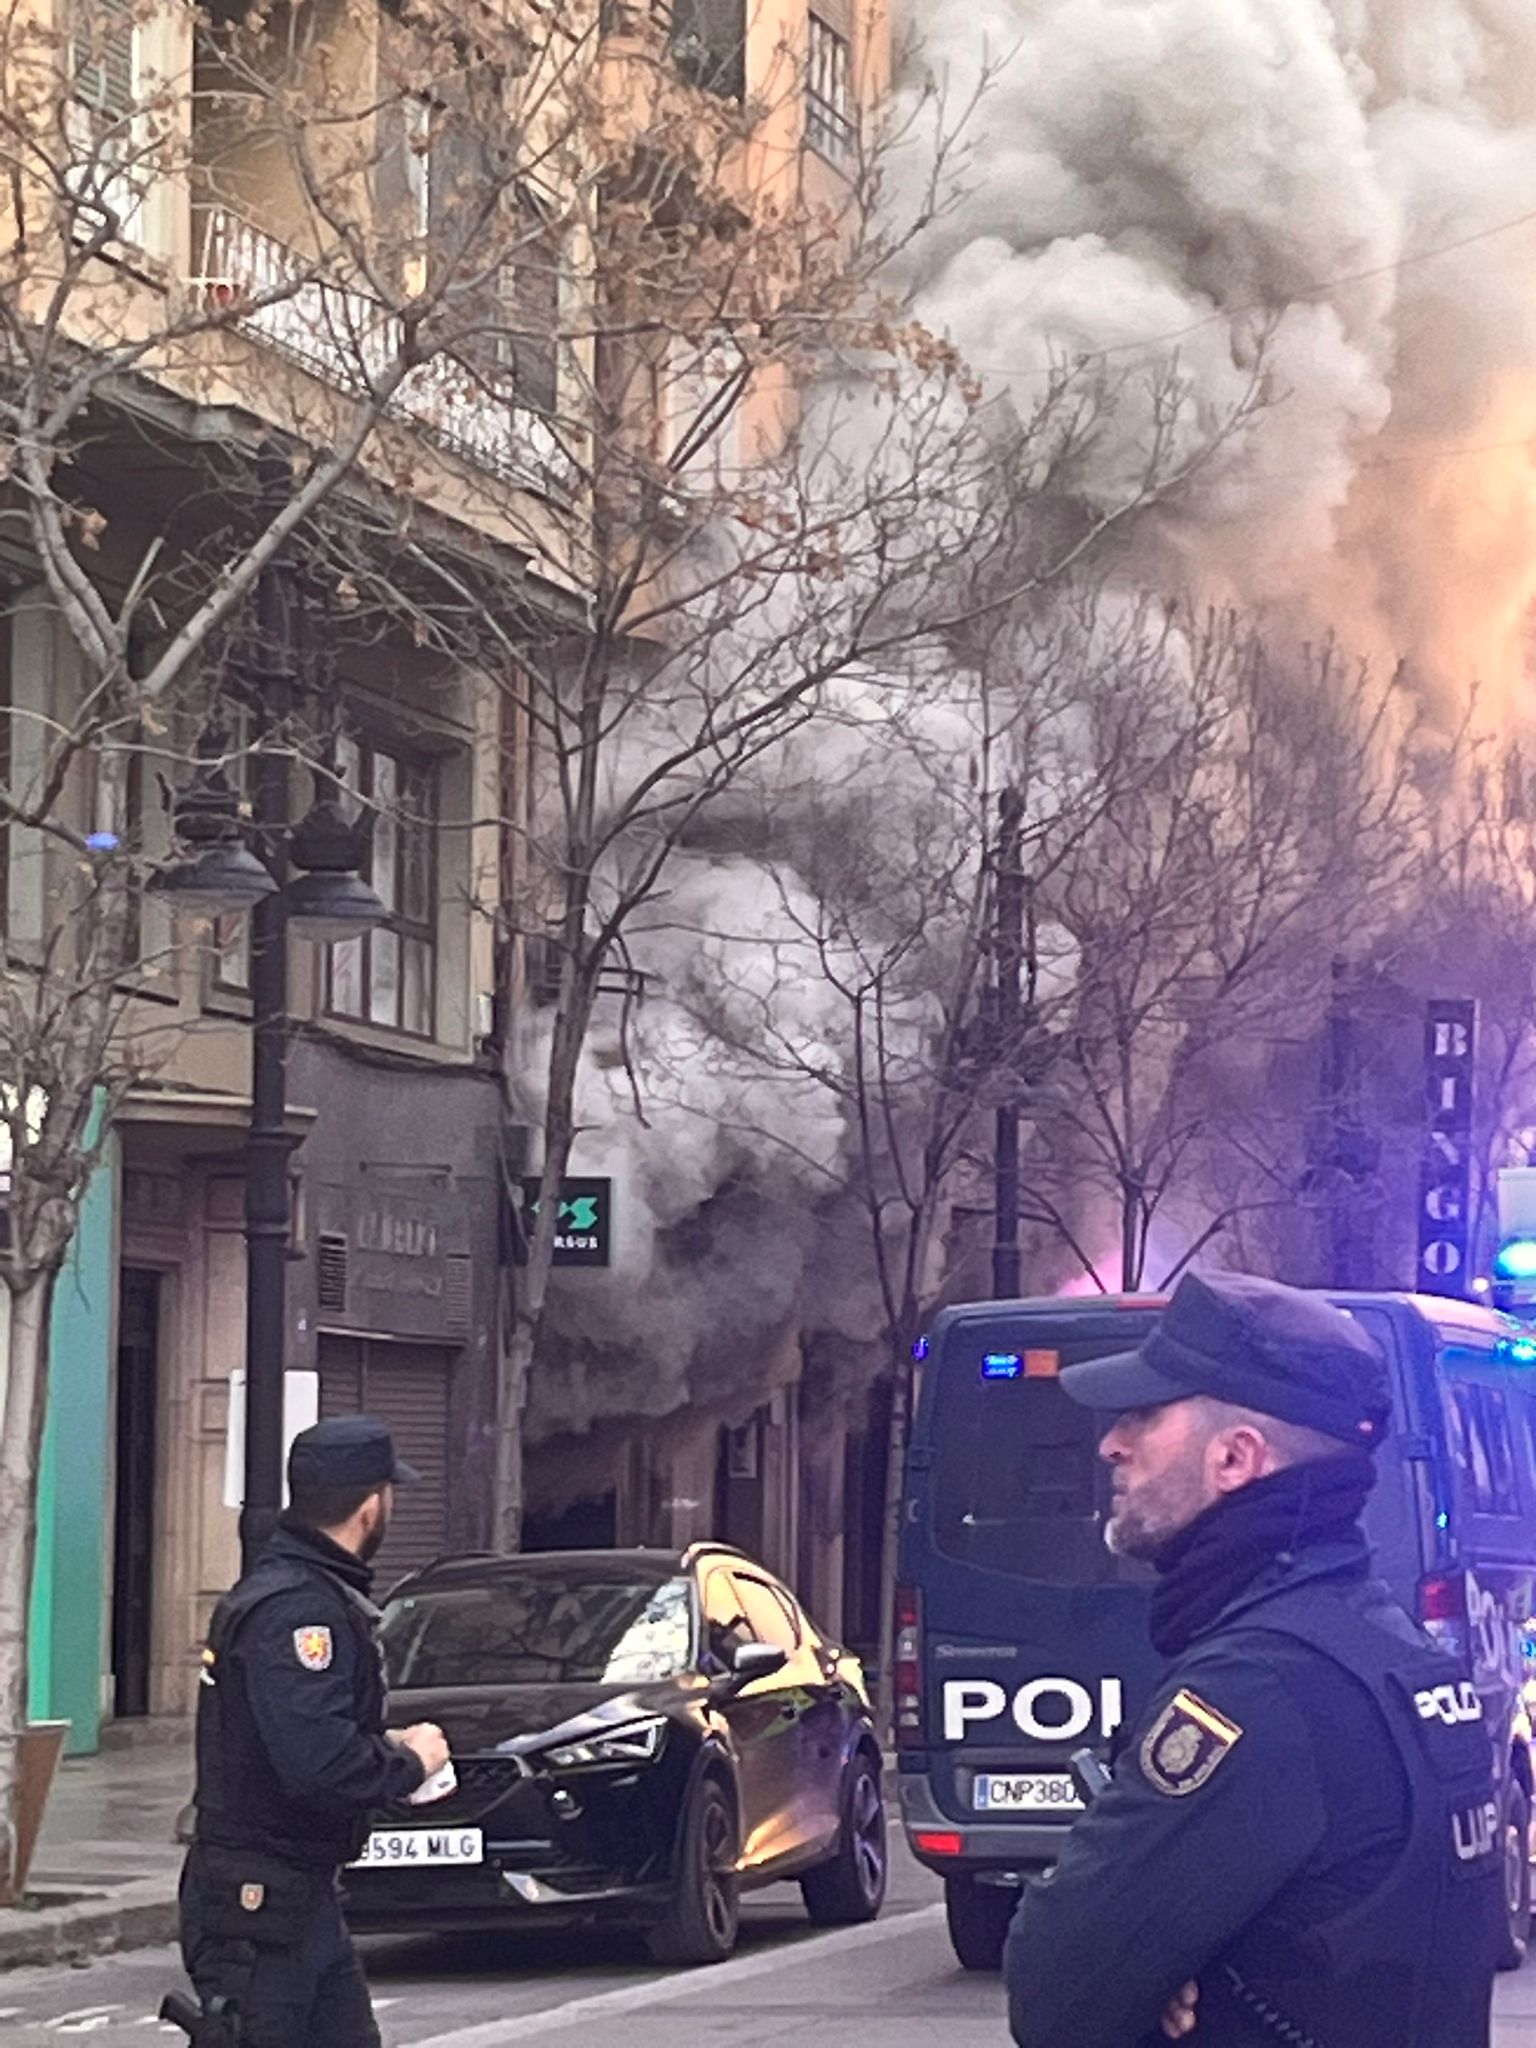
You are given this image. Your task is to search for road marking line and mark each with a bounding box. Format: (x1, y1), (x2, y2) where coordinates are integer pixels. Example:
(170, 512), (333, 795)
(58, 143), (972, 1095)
(410, 1904), (944, 2047)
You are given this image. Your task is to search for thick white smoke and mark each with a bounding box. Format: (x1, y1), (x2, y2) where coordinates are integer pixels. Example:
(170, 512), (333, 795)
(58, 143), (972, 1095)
(891, 0), (1536, 716)
(530, 1), (1536, 1447)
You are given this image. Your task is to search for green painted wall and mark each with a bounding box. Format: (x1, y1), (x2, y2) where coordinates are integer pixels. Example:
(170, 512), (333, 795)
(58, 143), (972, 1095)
(28, 1125), (117, 1754)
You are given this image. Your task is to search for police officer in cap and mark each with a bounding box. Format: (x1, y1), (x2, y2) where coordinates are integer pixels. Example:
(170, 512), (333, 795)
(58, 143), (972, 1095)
(178, 1417), (449, 2047)
(1005, 1272), (1505, 2048)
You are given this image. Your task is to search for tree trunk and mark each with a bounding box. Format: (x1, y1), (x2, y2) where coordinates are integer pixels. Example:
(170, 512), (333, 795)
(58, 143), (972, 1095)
(493, 1129), (581, 1555)
(492, 1311), (536, 1556)
(493, 976), (593, 1553)
(0, 1274), (57, 1902)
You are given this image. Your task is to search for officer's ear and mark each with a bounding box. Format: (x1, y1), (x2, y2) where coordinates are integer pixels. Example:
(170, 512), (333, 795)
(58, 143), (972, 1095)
(1209, 1419), (1273, 1494)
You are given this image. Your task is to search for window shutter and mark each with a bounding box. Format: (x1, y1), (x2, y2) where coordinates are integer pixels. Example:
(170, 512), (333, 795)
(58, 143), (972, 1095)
(317, 1231), (350, 1313)
(319, 1336), (451, 1581)
(373, 95), (418, 242)
(501, 194), (561, 417)
(444, 1253), (472, 1334)
(428, 106), (488, 255)
(72, 0), (135, 119)
(811, 0), (854, 39)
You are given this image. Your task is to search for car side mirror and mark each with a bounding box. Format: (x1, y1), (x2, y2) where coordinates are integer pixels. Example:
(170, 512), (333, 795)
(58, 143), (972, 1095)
(725, 1641), (787, 1691)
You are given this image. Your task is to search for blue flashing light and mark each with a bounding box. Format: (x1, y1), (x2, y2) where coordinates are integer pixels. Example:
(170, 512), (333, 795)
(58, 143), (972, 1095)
(1494, 1238), (1536, 1281)
(982, 1352), (1024, 1381)
(1436, 1511), (1450, 1531)
(912, 1335), (930, 1362)
(1506, 1336), (1536, 1366)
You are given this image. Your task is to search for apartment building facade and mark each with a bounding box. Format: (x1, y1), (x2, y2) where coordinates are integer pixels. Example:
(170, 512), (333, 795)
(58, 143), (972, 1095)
(4, 0), (592, 1739)
(4, 0), (893, 1746)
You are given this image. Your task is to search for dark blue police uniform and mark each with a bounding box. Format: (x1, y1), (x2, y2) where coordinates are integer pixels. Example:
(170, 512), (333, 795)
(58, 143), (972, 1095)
(179, 1419), (427, 2048)
(1004, 1273), (1504, 2048)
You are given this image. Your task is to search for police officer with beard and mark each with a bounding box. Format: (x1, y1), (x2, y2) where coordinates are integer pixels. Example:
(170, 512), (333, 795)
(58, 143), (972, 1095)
(177, 1418), (449, 2047)
(1004, 1273), (1505, 2048)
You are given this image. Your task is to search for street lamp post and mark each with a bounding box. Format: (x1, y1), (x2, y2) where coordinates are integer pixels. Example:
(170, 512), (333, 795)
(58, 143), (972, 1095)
(242, 564), (297, 1571)
(156, 565), (386, 1572)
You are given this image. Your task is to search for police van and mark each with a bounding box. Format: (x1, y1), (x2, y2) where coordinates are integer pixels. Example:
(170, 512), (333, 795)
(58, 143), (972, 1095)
(896, 1290), (1536, 1970)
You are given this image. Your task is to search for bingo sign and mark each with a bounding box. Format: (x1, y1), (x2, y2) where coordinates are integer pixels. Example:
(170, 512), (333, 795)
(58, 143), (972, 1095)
(521, 1177), (613, 1269)
(1417, 1000), (1477, 1297)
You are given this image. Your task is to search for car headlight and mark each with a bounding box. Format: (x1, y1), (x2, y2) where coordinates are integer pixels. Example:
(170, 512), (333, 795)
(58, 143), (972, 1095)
(540, 1716), (668, 1769)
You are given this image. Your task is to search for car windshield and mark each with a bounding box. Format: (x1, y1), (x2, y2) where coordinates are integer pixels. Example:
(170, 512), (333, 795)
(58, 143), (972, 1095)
(380, 1571), (694, 1688)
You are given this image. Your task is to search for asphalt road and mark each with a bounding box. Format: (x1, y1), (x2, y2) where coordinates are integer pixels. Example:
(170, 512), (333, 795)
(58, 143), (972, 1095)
(7, 1837), (1536, 2043)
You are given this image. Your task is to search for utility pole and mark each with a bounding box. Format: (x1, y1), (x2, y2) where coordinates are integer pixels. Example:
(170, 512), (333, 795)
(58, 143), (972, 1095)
(1322, 956), (1353, 1289)
(992, 786), (1025, 1300)
(241, 559), (296, 1572)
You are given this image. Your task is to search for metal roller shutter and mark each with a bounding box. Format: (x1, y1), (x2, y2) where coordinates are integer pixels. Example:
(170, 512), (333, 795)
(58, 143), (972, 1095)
(317, 1335), (452, 1588)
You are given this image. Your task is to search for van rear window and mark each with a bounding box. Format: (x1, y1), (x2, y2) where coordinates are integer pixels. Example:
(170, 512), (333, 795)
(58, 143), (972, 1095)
(1443, 1378), (1523, 1517)
(929, 1327), (1154, 1584)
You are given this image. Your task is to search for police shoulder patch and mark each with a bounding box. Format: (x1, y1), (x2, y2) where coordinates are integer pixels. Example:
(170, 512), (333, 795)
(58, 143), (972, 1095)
(293, 1624), (333, 1671)
(1139, 1688), (1243, 1797)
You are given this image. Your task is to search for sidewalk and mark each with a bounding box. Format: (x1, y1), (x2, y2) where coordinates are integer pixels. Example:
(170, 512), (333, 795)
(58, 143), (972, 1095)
(0, 1740), (191, 1970)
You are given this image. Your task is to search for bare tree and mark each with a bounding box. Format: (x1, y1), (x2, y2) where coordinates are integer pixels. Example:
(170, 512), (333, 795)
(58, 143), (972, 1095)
(0, 0), (1276, 1873)
(304, 97), (1272, 1547)
(1022, 611), (1426, 1293)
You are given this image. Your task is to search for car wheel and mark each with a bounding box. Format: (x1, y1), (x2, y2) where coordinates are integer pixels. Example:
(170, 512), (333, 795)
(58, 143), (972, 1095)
(646, 1775), (740, 1966)
(800, 1752), (887, 1925)
(944, 1872), (1019, 1972)
(1497, 1778), (1532, 1973)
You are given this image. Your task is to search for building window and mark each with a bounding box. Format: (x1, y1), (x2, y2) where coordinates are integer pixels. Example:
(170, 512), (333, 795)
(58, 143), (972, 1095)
(499, 194), (562, 418)
(670, 0), (746, 101)
(327, 735), (437, 1039)
(405, 95), (434, 242)
(806, 14), (854, 163)
(68, 0), (146, 244)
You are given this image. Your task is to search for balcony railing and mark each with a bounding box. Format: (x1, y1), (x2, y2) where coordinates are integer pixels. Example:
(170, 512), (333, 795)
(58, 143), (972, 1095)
(191, 208), (569, 495)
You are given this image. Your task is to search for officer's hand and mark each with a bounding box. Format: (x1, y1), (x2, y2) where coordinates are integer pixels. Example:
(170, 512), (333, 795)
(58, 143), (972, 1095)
(1161, 1982), (1199, 2039)
(397, 1722), (450, 1775)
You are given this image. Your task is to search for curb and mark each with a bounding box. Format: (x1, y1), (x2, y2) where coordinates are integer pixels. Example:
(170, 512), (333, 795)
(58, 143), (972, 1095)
(0, 1878), (178, 1973)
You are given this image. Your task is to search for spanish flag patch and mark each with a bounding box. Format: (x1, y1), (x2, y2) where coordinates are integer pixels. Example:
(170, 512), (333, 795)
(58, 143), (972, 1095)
(1139, 1688), (1243, 1797)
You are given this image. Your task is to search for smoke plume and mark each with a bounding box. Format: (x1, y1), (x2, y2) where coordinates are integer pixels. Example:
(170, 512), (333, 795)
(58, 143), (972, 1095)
(892, 0), (1536, 717)
(529, 1), (1536, 1454)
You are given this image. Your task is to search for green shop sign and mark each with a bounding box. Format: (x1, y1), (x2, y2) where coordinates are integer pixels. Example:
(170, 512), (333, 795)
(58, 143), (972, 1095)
(520, 1176), (613, 1268)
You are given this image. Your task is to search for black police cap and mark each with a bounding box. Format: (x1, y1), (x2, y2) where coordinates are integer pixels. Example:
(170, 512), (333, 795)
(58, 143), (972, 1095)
(287, 1415), (419, 1492)
(1058, 1272), (1391, 1448)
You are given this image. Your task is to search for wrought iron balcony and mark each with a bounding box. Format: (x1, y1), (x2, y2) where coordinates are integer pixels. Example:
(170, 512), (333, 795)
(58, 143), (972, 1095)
(190, 208), (569, 495)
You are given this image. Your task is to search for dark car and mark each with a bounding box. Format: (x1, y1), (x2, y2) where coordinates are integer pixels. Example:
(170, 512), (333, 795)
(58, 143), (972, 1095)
(340, 1542), (887, 1962)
